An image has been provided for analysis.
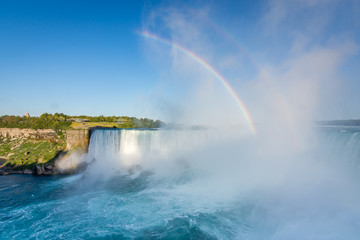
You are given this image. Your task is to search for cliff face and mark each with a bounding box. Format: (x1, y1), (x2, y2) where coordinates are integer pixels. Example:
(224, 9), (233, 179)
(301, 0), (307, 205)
(0, 128), (90, 150)
(0, 128), (59, 141)
(0, 128), (90, 175)
(65, 129), (89, 150)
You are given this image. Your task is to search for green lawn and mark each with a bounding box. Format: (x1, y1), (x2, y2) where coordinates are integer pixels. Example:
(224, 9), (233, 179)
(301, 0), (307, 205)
(70, 121), (136, 129)
(0, 136), (64, 170)
(70, 122), (122, 129)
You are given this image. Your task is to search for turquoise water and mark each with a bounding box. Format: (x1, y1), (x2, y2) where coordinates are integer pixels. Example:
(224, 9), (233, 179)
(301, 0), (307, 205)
(1, 128), (360, 239)
(0, 173), (256, 239)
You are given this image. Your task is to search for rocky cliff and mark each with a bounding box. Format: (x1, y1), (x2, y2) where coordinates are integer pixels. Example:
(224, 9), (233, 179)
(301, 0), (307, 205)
(0, 128), (90, 150)
(65, 129), (89, 150)
(0, 128), (59, 141)
(0, 128), (90, 175)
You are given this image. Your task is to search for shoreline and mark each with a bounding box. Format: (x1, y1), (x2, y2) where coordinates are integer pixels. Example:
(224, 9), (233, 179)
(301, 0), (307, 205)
(0, 162), (56, 176)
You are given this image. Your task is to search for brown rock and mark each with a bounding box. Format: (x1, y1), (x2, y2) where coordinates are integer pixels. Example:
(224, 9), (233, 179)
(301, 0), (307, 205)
(23, 169), (33, 174)
(65, 130), (89, 150)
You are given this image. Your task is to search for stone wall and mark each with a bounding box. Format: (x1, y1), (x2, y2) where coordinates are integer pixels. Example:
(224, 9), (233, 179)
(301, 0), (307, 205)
(65, 129), (89, 150)
(0, 128), (90, 151)
(0, 128), (58, 141)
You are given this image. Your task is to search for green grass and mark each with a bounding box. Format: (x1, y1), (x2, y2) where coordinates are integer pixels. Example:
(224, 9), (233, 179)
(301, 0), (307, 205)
(70, 121), (135, 129)
(0, 137), (12, 157)
(70, 122), (120, 129)
(0, 136), (65, 170)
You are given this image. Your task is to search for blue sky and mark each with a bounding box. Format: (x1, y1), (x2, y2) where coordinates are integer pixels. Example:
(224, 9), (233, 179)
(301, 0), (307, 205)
(0, 0), (156, 117)
(1, 0), (359, 122)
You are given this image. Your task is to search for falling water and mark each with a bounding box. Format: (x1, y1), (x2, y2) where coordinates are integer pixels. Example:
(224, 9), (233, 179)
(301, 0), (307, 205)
(87, 128), (219, 172)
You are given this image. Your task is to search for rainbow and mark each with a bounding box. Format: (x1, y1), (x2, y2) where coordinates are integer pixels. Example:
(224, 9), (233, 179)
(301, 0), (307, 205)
(139, 30), (256, 134)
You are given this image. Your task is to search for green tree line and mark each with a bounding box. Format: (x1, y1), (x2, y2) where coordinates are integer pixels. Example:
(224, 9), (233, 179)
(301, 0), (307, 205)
(0, 113), (71, 130)
(0, 113), (164, 129)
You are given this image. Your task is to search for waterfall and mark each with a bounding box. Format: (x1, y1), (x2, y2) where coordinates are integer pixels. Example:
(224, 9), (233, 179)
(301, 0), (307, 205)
(317, 127), (360, 170)
(87, 129), (216, 168)
(85, 126), (360, 175)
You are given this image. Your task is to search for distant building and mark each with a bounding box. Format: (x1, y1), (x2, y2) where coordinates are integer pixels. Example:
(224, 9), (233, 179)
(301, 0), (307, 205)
(66, 118), (90, 123)
(117, 117), (125, 124)
(24, 113), (30, 118)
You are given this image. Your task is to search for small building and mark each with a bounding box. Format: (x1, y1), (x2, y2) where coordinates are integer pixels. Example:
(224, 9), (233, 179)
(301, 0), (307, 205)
(24, 113), (30, 118)
(66, 118), (90, 123)
(117, 117), (125, 124)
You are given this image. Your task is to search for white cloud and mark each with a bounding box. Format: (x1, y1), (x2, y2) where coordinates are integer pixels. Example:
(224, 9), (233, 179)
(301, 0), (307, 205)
(262, 0), (339, 37)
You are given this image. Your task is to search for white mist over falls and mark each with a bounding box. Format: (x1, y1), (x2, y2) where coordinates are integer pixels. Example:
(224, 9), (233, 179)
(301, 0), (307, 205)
(51, 125), (359, 239)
